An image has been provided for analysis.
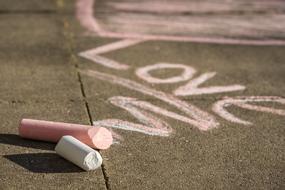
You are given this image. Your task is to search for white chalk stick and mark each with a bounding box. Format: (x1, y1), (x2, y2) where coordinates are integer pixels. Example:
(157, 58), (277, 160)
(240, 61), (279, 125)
(55, 136), (103, 171)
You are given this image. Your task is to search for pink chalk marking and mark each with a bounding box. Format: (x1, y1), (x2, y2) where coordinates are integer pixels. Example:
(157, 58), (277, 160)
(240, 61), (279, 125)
(81, 69), (219, 131)
(110, 96), (215, 129)
(94, 119), (171, 137)
(19, 118), (113, 149)
(136, 63), (196, 84)
(108, 1), (285, 14)
(96, 95), (223, 138)
(109, 96), (171, 134)
(174, 72), (246, 96)
(105, 128), (124, 144)
(76, 0), (285, 46)
(76, 0), (102, 33)
(79, 39), (145, 70)
(101, 10), (285, 38)
(89, 31), (285, 46)
(79, 54), (129, 70)
(212, 96), (285, 125)
(108, 1), (200, 14)
(80, 39), (144, 55)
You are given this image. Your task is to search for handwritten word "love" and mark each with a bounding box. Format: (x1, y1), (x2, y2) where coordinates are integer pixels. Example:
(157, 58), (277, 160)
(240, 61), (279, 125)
(79, 39), (285, 142)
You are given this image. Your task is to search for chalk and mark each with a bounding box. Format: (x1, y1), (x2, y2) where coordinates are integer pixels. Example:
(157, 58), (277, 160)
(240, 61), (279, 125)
(19, 119), (113, 150)
(55, 136), (103, 171)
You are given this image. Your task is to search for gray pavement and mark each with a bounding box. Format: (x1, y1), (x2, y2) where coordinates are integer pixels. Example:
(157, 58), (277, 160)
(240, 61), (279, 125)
(0, 2), (106, 189)
(0, 0), (284, 189)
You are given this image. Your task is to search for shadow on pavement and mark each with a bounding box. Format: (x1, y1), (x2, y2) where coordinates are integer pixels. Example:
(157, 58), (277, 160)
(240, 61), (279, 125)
(0, 134), (54, 150)
(4, 153), (83, 173)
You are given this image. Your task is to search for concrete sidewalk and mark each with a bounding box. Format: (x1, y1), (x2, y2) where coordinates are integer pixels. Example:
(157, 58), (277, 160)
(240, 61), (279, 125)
(0, 0), (284, 189)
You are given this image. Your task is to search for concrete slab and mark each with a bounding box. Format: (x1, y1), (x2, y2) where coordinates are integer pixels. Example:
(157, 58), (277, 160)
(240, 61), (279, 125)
(75, 36), (285, 189)
(79, 84), (284, 189)
(1, 0), (284, 189)
(93, 0), (285, 41)
(77, 38), (285, 99)
(0, 0), (56, 12)
(0, 13), (106, 189)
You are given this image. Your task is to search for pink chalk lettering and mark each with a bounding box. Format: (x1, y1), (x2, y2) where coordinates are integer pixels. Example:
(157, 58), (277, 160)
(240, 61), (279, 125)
(80, 39), (144, 55)
(90, 31), (285, 46)
(76, 0), (285, 46)
(92, 96), (174, 139)
(79, 39), (144, 70)
(174, 72), (245, 96)
(76, 0), (285, 144)
(95, 118), (170, 136)
(79, 54), (129, 70)
(76, 0), (102, 33)
(81, 69), (219, 131)
(212, 96), (285, 125)
(136, 63), (196, 84)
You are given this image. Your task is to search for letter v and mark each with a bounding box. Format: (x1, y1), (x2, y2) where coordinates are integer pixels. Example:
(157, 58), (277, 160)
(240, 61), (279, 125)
(173, 72), (245, 96)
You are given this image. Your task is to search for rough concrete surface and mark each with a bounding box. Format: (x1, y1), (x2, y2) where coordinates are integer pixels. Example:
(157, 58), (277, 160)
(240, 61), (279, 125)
(0, 0), (284, 190)
(0, 1), (106, 189)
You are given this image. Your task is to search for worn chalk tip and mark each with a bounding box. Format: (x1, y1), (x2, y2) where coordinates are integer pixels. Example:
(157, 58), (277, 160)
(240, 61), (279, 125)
(88, 127), (113, 150)
(18, 118), (30, 137)
(83, 151), (103, 171)
(18, 119), (24, 136)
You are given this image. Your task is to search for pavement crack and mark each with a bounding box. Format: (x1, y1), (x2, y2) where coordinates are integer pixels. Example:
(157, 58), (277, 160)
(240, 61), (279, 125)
(76, 65), (112, 190)
(60, 13), (111, 189)
(76, 73), (94, 123)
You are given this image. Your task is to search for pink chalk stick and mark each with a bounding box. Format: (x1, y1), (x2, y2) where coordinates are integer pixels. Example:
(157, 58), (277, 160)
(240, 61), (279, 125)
(19, 119), (113, 150)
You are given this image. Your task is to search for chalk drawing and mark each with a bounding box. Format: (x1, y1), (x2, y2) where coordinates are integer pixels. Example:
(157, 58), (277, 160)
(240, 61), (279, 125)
(93, 96), (173, 142)
(81, 69), (219, 131)
(76, 0), (285, 143)
(79, 39), (144, 70)
(100, 96), (172, 136)
(136, 64), (245, 95)
(174, 72), (246, 96)
(78, 40), (284, 142)
(82, 67), (285, 141)
(212, 96), (285, 125)
(79, 54), (129, 70)
(136, 63), (196, 84)
(76, 0), (285, 46)
(80, 39), (144, 55)
(94, 118), (171, 137)
(81, 66), (284, 137)
(76, 0), (101, 33)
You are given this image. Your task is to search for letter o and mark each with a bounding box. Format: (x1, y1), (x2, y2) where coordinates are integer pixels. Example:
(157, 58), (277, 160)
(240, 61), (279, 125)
(136, 63), (196, 84)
